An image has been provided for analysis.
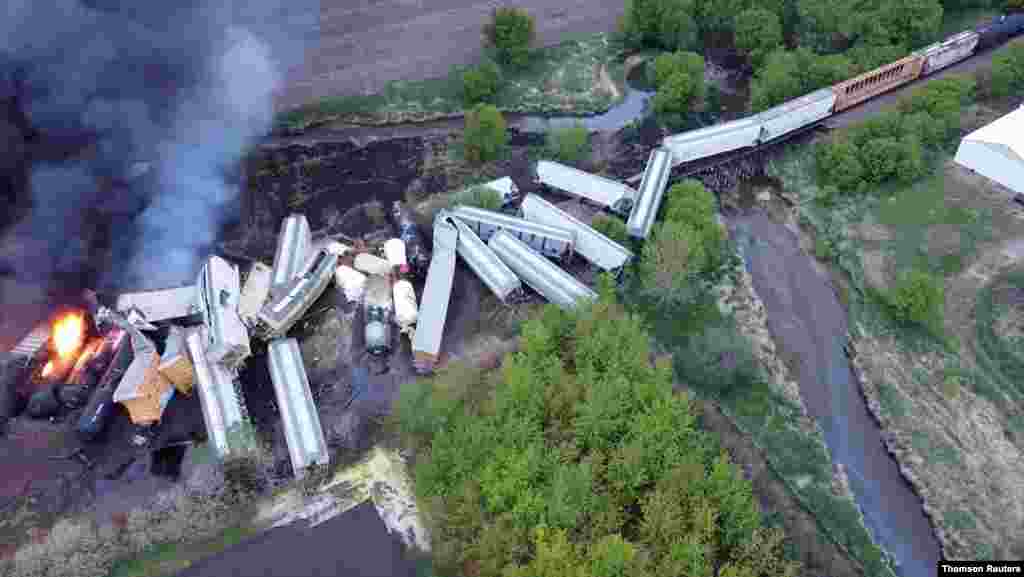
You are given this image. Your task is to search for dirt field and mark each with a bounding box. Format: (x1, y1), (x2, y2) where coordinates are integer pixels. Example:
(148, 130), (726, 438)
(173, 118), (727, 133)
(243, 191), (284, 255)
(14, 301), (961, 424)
(277, 0), (626, 111)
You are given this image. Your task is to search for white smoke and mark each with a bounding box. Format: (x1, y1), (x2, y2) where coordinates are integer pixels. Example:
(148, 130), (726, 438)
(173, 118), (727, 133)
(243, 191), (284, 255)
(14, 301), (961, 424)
(125, 29), (281, 289)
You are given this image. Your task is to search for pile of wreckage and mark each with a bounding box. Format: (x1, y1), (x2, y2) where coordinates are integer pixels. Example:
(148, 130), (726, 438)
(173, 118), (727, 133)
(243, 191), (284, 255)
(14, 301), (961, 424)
(0, 201), (438, 479)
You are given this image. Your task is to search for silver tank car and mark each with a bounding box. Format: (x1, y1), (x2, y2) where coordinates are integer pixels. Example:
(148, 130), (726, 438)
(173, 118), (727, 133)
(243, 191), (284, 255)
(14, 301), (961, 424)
(270, 214), (312, 299)
(626, 147), (673, 240)
(488, 229), (596, 310)
(445, 210), (522, 303)
(411, 215), (459, 374)
(534, 160), (636, 216)
(267, 337), (329, 478)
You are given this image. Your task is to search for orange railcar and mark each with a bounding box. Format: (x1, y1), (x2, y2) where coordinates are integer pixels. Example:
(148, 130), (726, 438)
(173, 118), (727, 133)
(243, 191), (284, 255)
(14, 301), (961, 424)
(831, 55), (925, 113)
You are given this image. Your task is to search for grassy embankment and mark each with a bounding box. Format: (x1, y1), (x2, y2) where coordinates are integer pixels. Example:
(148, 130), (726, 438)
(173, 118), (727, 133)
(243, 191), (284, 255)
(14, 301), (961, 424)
(276, 33), (627, 132)
(765, 84), (1024, 559)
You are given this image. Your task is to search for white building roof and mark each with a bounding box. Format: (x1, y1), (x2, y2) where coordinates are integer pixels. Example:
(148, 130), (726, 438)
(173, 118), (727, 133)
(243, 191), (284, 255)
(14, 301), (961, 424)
(955, 105), (1024, 194)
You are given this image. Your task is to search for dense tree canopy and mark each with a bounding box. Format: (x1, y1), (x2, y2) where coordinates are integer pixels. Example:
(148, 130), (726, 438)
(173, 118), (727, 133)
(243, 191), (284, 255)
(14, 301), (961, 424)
(651, 51), (706, 127)
(990, 41), (1024, 98)
(396, 284), (798, 577)
(735, 8), (784, 67)
(483, 7), (536, 69)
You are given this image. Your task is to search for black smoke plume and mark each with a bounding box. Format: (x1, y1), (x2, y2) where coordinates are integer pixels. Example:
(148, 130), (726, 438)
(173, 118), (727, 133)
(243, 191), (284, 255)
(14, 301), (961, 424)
(0, 0), (317, 292)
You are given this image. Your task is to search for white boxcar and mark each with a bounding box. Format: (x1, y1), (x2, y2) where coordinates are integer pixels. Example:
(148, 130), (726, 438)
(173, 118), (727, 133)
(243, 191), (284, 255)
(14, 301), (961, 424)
(662, 116), (762, 165)
(916, 31), (978, 75)
(488, 230), (597, 310)
(411, 215), (459, 374)
(534, 160), (637, 216)
(755, 88), (836, 143)
(448, 213), (523, 302)
(270, 214), (312, 299)
(393, 279), (419, 335)
(626, 147), (673, 240)
(520, 194), (633, 272)
(449, 205), (575, 262)
(267, 337), (329, 479)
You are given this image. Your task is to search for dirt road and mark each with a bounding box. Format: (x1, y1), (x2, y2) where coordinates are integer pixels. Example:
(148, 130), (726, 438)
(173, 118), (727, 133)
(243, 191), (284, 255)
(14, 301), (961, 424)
(277, 0), (625, 110)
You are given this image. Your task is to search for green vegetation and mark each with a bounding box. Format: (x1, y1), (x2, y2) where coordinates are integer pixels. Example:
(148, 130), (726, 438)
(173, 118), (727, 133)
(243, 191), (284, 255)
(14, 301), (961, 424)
(626, 178), (899, 577)
(815, 75), (974, 196)
(990, 41), (1024, 98)
(452, 185), (505, 211)
(396, 284), (799, 577)
(751, 48), (856, 111)
(735, 8), (784, 67)
(483, 7), (537, 70)
(591, 214), (630, 244)
(544, 124), (591, 164)
(463, 104), (507, 164)
(277, 33), (624, 131)
(974, 270), (1024, 407)
(649, 51), (706, 126)
(462, 60), (502, 106)
(889, 269), (945, 332)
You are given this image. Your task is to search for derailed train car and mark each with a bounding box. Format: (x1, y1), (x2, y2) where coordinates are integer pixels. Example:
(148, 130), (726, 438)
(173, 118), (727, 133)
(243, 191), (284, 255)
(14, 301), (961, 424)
(446, 211), (523, 303)
(411, 215), (458, 374)
(270, 214), (312, 300)
(519, 194), (633, 272)
(449, 205), (575, 262)
(256, 248), (339, 340)
(267, 338), (329, 478)
(534, 160), (637, 216)
(626, 148), (673, 240)
(488, 230), (597, 310)
(197, 256), (250, 369)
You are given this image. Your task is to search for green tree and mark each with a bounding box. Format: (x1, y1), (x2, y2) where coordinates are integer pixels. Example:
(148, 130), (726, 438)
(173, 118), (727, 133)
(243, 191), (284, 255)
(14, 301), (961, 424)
(639, 220), (704, 298)
(875, 0), (943, 48)
(463, 103), (507, 164)
(990, 42), (1024, 99)
(651, 51), (706, 127)
(546, 124), (591, 163)
(462, 59), (501, 106)
(735, 8), (783, 67)
(890, 269), (945, 328)
(663, 179), (716, 228)
(483, 7), (536, 69)
(619, 0), (700, 51)
(592, 213), (630, 244)
(453, 184), (504, 211)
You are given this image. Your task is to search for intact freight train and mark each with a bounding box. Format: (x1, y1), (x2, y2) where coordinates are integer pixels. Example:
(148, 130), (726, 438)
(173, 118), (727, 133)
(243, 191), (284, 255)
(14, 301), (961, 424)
(659, 13), (1024, 171)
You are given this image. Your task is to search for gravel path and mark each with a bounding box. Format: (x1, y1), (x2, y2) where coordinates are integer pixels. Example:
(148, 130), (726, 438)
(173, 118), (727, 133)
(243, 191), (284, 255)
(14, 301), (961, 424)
(277, 0), (625, 110)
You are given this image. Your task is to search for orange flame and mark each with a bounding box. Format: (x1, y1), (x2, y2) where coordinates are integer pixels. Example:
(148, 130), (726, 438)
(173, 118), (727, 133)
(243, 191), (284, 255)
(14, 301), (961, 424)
(53, 312), (85, 360)
(42, 361), (54, 378)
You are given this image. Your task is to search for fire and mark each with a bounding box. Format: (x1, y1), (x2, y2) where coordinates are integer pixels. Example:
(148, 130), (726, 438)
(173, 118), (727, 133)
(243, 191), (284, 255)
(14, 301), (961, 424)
(53, 311), (85, 360)
(42, 361), (54, 378)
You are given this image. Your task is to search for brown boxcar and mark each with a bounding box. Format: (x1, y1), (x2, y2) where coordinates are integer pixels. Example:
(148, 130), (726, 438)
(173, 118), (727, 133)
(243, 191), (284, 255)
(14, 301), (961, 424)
(831, 55), (925, 113)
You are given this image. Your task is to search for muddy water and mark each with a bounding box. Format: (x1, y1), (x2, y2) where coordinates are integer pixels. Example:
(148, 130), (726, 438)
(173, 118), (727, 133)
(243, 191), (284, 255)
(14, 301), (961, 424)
(725, 208), (940, 577)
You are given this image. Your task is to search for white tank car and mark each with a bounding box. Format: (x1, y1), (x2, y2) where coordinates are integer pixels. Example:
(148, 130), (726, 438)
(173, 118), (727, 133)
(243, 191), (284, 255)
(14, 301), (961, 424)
(662, 116), (762, 165)
(915, 30), (978, 75)
(335, 265), (367, 303)
(754, 88), (835, 143)
(384, 238), (408, 271)
(393, 279), (419, 336)
(354, 252), (392, 277)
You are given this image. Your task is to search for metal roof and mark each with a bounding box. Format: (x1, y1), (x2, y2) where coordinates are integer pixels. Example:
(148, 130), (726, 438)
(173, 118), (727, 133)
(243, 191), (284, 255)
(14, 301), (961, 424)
(270, 214), (312, 296)
(411, 215), (458, 367)
(520, 194), (633, 271)
(755, 88), (835, 122)
(626, 148), (673, 240)
(534, 160), (637, 215)
(663, 116), (760, 145)
(448, 213), (522, 302)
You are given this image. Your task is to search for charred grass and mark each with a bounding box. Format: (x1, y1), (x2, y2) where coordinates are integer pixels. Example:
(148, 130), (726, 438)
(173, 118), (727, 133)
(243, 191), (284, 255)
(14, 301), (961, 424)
(767, 104), (1024, 559)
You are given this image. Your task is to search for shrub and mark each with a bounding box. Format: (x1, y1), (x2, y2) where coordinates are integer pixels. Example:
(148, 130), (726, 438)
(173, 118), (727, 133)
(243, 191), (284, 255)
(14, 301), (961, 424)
(890, 269), (945, 329)
(462, 60), (502, 106)
(750, 48), (853, 112)
(483, 7), (536, 69)
(989, 41), (1024, 99)
(639, 220), (705, 298)
(673, 322), (763, 400)
(545, 124), (591, 164)
(463, 103), (507, 164)
(898, 74), (976, 144)
(592, 213), (630, 244)
(453, 184), (504, 211)
(735, 8), (783, 67)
